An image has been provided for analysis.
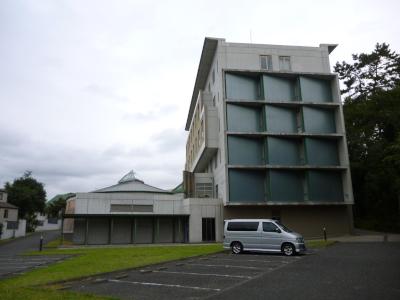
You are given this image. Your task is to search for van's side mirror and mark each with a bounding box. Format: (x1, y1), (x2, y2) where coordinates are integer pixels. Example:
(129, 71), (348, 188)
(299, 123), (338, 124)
(275, 228), (281, 233)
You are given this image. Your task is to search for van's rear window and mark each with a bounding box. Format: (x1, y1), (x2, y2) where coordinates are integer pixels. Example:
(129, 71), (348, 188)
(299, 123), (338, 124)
(227, 222), (259, 231)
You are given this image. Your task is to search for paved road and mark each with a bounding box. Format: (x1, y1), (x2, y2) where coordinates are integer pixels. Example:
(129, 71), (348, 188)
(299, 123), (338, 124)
(67, 242), (400, 300)
(0, 230), (68, 279)
(0, 230), (60, 255)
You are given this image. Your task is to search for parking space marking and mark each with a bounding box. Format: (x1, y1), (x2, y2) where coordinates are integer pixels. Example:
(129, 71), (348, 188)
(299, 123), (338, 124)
(152, 270), (253, 279)
(186, 263), (262, 270)
(207, 258), (290, 264)
(107, 279), (221, 292)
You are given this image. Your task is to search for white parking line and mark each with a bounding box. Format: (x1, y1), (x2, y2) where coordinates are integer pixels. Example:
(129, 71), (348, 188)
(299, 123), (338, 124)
(206, 258), (290, 264)
(186, 263), (262, 270)
(108, 279), (221, 291)
(152, 270), (253, 279)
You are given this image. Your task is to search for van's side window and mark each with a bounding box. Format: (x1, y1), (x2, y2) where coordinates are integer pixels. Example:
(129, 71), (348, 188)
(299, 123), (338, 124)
(263, 222), (279, 232)
(227, 222), (259, 231)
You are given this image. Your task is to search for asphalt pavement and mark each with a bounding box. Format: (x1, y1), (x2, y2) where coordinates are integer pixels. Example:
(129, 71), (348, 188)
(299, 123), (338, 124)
(0, 230), (60, 255)
(0, 230), (69, 279)
(67, 242), (400, 300)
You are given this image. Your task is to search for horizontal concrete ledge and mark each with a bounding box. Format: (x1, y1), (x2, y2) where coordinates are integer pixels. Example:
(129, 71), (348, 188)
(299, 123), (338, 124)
(226, 132), (344, 139)
(225, 202), (352, 206)
(223, 68), (337, 79)
(63, 214), (191, 218)
(227, 165), (347, 170)
(225, 99), (340, 108)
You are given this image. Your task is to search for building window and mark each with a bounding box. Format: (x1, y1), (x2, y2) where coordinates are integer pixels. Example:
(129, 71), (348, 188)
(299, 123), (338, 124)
(212, 68), (215, 84)
(279, 56), (291, 71)
(202, 218), (215, 241)
(215, 184), (219, 198)
(214, 155), (218, 169)
(4, 209), (8, 218)
(195, 182), (213, 198)
(260, 55), (272, 70)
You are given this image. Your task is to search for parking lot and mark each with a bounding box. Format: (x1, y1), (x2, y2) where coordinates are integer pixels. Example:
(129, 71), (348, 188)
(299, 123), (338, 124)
(68, 251), (303, 299)
(0, 254), (70, 279)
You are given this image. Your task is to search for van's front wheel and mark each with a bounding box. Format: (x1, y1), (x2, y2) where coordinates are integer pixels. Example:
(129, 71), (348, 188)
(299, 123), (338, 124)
(281, 243), (295, 256)
(231, 242), (243, 254)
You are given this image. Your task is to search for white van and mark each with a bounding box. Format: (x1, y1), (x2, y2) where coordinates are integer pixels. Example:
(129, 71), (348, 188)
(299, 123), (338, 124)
(223, 219), (306, 256)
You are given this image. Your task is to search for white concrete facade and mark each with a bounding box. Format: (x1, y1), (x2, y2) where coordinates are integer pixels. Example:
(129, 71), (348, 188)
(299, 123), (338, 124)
(64, 172), (223, 244)
(1, 219), (26, 240)
(185, 38), (353, 207)
(183, 38), (354, 238)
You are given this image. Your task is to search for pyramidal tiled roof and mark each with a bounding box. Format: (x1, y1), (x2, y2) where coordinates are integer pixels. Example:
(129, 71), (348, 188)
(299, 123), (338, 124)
(93, 170), (171, 194)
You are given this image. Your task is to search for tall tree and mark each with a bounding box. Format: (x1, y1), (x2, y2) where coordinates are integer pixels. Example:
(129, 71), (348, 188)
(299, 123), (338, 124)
(335, 43), (400, 99)
(4, 171), (46, 230)
(334, 43), (400, 231)
(45, 193), (75, 218)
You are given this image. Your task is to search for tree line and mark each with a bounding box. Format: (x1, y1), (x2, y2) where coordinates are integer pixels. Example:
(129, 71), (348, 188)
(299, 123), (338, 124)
(334, 43), (400, 232)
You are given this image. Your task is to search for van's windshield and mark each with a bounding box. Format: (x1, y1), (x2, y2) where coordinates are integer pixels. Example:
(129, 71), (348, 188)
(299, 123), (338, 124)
(275, 221), (293, 233)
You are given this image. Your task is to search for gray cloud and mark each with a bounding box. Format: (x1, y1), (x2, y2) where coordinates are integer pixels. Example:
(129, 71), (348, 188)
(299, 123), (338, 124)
(83, 83), (129, 102)
(1, 0), (399, 199)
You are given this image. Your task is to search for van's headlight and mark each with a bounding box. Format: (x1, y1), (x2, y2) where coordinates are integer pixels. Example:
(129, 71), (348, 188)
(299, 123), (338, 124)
(296, 237), (304, 243)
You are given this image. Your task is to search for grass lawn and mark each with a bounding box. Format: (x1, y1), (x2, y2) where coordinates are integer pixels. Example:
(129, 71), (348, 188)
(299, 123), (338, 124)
(0, 244), (223, 300)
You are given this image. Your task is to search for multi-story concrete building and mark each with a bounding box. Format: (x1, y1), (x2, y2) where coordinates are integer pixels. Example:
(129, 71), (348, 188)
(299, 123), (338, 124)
(184, 37), (354, 238)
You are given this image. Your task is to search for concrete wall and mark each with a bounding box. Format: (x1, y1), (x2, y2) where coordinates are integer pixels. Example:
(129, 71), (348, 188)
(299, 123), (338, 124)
(0, 219), (26, 240)
(221, 41), (332, 74)
(0, 191), (8, 203)
(73, 192), (187, 216)
(0, 208), (18, 223)
(184, 197), (223, 243)
(224, 205), (352, 238)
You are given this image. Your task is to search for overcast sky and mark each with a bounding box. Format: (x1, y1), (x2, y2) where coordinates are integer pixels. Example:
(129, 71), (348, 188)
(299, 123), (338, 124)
(1, 0), (399, 200)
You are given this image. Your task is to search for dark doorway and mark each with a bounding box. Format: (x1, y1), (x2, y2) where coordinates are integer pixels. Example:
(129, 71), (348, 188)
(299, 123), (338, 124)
(202, 218), (216, 241)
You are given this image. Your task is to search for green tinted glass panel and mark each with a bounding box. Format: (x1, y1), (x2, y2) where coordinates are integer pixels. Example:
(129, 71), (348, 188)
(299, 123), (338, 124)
(308, 171), (343, 202)
(229, 169), (265, 203)
(299, 76), (332, 102)
(262, 75), (298, 101)
(226, 73), (260, 100)
(228, 136), (264, 165)
(267, 137), (301, 165)
(265, 106), (298, 133)
(305, 138), (339, 165)
(227, 104), (262, 132)
(269, 170), (304, 202)
(303, 107), (336, 133)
